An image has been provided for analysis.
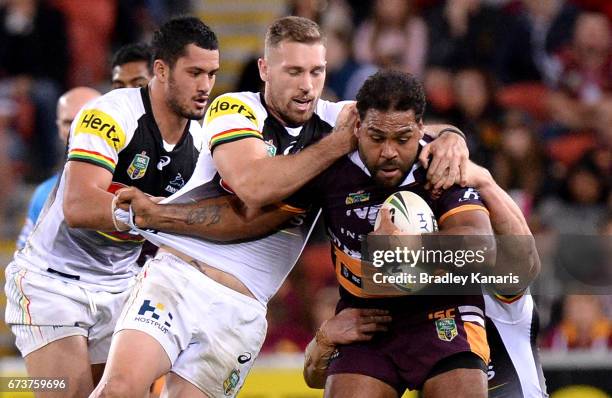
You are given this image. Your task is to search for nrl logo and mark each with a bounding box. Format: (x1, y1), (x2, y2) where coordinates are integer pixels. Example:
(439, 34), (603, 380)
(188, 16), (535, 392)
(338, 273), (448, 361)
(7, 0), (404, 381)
(345, 191), (370, 205)
(127, 151), (150, 180)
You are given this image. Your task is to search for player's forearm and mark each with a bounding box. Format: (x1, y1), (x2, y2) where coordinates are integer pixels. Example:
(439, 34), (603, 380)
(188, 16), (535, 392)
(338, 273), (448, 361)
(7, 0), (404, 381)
(231, 133), (348, 207)
(472, 169), (531, 235)
(476, 177), (540, 281)
(138, 196), (293, 241)
(64, 189), (117, 231)
(422, 124), (465, 139)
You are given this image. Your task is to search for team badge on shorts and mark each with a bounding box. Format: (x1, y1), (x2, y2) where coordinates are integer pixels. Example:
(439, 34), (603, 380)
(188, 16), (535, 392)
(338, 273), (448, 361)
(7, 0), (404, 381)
(435, 318), (458, 342)
(223, 369), (240, 396)
(127, 152), (150, 180)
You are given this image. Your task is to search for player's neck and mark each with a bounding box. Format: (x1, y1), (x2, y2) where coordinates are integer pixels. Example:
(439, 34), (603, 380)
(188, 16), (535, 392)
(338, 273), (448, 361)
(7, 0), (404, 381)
(149, 81), (188, 144)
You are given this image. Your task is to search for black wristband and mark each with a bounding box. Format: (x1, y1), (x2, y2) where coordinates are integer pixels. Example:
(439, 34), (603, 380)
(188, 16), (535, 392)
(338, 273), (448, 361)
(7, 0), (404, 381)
(439, 128), (466, 140)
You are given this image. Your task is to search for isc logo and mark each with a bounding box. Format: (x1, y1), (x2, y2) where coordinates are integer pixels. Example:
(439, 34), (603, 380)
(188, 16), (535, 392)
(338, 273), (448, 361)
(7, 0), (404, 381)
(428, 308), (455, 320)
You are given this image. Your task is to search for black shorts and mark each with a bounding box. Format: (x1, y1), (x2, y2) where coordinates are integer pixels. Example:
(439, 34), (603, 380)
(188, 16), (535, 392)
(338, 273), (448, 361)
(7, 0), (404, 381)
(327, 294), (489, 392)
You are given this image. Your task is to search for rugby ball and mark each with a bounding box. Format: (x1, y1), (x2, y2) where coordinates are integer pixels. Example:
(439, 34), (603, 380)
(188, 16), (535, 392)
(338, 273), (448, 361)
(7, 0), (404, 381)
(374, 191), (438, 234)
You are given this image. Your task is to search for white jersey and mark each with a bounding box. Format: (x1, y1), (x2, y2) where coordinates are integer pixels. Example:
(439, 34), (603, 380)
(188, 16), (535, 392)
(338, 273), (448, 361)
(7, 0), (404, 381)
(131, 92), (348, 303)
(485, 289), (548, 397)
(14, 88), (203, 292)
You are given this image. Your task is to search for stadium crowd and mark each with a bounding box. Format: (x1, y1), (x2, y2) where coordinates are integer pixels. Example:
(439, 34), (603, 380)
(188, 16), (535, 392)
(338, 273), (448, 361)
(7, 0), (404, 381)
(0, 0), (610, 359)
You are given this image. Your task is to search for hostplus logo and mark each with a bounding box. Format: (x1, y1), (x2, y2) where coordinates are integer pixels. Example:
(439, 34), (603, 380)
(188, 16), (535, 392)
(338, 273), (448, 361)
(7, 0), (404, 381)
(134, 299), (173, 334)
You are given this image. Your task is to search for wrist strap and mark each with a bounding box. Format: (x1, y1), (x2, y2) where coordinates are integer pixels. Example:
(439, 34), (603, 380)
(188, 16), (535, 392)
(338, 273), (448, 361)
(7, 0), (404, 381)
(111, 196), (129, 232)
(439, 128), (466, 140)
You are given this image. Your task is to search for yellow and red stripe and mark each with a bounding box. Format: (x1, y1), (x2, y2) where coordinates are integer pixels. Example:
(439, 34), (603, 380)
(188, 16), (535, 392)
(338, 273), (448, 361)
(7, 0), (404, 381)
(68, 148), (116, 173)
(209, 128), (263, 151)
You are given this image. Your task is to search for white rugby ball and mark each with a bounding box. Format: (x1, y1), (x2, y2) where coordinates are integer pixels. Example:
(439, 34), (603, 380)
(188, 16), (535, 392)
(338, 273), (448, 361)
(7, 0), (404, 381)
(374, 191), (438, 234)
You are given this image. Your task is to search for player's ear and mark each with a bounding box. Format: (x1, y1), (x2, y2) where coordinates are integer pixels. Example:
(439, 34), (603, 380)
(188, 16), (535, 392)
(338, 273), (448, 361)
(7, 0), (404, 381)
(257, 58), (268, 82)
(417, 119), (424, 137)
(154, 60), (167, 83)
(354, 118), (361, 138)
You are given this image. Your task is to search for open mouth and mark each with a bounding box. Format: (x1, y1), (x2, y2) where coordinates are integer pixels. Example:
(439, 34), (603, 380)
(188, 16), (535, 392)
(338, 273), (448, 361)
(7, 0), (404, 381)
(194, 97), (209, 108)
(292, 97), (312, 111)
(379, 166), (400, 178)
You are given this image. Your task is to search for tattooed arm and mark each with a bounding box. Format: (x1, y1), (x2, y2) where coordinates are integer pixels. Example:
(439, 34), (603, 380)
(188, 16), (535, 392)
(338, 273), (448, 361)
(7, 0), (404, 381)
(115, 187), (294, 242)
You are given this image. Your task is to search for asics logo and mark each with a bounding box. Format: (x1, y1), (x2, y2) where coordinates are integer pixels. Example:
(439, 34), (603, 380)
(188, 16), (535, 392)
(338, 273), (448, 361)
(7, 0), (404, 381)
(237, 353), (252, 364)
(157, 156), (171, 170)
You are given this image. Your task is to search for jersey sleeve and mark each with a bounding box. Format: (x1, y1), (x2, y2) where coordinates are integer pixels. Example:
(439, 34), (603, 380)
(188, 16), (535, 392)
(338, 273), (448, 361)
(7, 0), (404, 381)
(66, 95), (133, 174)
(434, 186), (489, 224)
(315, 99), (353, 128)
(203, 93), (264, 153)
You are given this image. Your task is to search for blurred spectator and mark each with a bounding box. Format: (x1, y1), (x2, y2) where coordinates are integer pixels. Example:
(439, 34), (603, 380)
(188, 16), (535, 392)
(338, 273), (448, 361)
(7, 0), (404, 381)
(492, 109), (545, 216)
(353, 0), (427, 77)
(537, 153), (609, 234)
(543, 295), (611, 350)
(324, 25), (377, 100)
(110, 43), (153, 90)
(53, 0), (116, 86)
(0, 99), (17, 235)
(0, 0), (68, 180)
(449, 67), (503, 168)
(497, 0), (579, 84)
(572, 0), (612, 20)
(0, 0), (68, 85)
(425, 0), (506, 71)
(423, 67), (455, 119)
(547, 12), (612, 131)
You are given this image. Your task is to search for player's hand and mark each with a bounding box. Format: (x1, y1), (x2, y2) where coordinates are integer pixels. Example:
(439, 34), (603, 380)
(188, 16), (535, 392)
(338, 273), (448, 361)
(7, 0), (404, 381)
(331, 102), (358, 154)
(115, 187), (157, 228)
(419, 131), (469, 191)
(370, 208), (402, 236)
(321, 308), (392, 345)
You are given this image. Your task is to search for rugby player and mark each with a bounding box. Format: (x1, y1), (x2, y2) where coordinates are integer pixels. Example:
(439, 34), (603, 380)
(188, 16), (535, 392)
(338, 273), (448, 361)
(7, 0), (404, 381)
(302, 161), (548, 397)
(110, 43), (153, 90)
(16, 87), (101, 249)
(287, 70), (495, 398)
(98, 17), (471, 398)
(16, 43), (154, 250)
(3, 18), (256, 398)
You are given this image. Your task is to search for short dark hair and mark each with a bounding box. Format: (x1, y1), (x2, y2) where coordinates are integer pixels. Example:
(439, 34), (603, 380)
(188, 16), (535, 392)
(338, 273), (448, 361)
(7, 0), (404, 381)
(265, 16), (324, 56)
(111, 43), (153, 71)
(151, 17), (218, 67)
(356, 70), (426, 121)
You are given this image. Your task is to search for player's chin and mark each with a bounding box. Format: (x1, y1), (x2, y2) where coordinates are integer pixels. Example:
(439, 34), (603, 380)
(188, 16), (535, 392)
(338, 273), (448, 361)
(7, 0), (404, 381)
(183, 108), (206, 120)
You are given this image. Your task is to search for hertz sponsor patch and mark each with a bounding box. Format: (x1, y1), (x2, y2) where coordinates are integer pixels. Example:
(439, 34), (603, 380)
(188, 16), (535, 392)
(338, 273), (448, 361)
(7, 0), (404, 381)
(75, 109), (126, 151)
(205, 96), (257, 126)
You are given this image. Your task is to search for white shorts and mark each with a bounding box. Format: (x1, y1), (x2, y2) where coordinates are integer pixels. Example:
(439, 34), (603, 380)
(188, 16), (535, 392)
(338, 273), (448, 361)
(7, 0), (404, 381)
(4, 262), (133, 363)
(116, 253), (268, 398)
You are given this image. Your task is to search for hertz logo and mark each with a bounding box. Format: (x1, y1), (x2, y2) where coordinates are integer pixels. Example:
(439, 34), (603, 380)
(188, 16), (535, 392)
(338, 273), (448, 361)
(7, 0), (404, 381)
(206, 96), (257, 125)
(75, 109), (126, 150)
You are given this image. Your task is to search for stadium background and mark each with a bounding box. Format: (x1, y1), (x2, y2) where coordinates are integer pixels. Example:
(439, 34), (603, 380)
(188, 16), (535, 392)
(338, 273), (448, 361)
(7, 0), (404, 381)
(0, 0), (610, 396)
